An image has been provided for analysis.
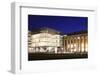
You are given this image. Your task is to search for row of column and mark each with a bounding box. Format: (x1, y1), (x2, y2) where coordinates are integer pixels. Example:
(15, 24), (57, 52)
(63, 35), (88, 53)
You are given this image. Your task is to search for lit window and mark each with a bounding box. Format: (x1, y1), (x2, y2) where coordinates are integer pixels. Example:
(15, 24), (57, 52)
(77, 37), (80, 39)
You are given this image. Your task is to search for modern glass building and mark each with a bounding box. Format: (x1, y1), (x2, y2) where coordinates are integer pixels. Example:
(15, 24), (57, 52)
(28, 27), (62, 53)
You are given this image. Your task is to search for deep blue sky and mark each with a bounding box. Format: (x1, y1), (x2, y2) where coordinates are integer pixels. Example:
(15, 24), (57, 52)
(28, 15), (88, 34)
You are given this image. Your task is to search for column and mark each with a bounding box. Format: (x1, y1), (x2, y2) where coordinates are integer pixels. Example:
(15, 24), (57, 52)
(80, 36), (82, 53)
(66, 37), (68, 52)
(64, 37), (65, 52)
(84, 36), (86, 52)
(72, 37), (74, 52)
(65, 38), (67, 52)
(69, 37), (71, 53)
(64, 39), (66, 52)
(86, 36), (88, 52)
(67, 37), (69, 52)
(81, 36), (84, 53)
(77, 36), (79, 53)
(74, 37), (76, 52)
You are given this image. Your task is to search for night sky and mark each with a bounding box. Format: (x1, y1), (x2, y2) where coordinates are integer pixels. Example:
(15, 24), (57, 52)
(28, 15), (88, 34)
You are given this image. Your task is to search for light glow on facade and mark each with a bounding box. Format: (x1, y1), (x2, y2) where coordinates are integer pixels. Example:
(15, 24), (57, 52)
(28, 28), (88, 54)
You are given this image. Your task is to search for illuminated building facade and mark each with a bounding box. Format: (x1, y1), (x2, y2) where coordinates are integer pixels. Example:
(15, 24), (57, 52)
(28, 27), (62, 53)
(28, 31), (32, 48)
(28, 27), (88, 54)
(62, 31), (88, 53)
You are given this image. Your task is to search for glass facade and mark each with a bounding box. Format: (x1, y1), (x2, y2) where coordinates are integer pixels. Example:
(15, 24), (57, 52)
(28, 29), (62, 53)
(31, 33), (61, 47)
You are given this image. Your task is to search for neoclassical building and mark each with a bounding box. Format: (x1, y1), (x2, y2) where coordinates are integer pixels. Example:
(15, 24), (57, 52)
(62, 31), (88, 53)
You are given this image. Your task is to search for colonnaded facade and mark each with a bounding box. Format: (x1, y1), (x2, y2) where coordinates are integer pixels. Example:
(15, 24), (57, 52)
(62, 31), (88, 53)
